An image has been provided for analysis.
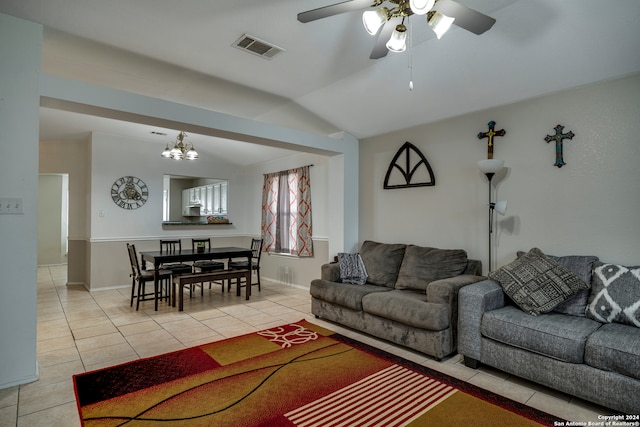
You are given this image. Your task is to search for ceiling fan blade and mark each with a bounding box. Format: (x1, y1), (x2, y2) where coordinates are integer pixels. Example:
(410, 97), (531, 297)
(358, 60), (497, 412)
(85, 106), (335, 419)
(434, 0), (496, 35)
(297, 0), (374, 23)
(369, 18), (399, 59)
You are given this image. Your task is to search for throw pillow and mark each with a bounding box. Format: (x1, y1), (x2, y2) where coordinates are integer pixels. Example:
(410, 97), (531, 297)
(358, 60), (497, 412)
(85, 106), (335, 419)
(489, 248), (590, 316)
(395, 245), (468, 291)
(516, 251), (599, 317)
(359, 241), (407, 288)
(586, 262), (640, 328)
(337, 252), (368, 285)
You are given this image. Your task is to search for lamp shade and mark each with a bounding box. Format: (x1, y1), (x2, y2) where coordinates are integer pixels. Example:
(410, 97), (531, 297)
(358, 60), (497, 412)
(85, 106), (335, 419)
(478, 159), (504, 174)
(363, 8), (388, 35)
(428, 11), (455, 39)
(409, 0), (435, 15)
(494, 199), (508, 215)
(386, 24), (407, 52)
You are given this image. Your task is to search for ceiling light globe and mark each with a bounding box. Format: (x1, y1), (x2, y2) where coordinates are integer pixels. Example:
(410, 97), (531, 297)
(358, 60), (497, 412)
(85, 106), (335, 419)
(161, 145), (172, 158)
(185, 149), (199, 160)
(386, 24), (407, 52)
(362, 8), (388, 35)
(410, 0), (435, 15)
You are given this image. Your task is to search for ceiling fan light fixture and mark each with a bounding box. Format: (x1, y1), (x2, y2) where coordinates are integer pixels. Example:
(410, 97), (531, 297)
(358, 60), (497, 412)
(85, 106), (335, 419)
(362, 7), (388, 35)
(409, 0), (435, 15)
(386, 24), (407, 52)
(428, 11), (455, 39)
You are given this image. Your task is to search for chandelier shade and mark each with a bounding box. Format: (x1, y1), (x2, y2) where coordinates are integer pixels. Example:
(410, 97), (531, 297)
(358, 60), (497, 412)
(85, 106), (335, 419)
(161, 131), (198, 161)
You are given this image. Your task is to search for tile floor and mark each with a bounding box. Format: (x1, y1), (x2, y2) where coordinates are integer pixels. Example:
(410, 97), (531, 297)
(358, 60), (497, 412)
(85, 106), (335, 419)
(0, 265), (612, 426)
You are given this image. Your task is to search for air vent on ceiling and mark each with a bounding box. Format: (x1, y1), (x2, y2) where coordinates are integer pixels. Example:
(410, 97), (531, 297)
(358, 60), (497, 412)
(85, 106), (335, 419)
(232, 34), (285, 60)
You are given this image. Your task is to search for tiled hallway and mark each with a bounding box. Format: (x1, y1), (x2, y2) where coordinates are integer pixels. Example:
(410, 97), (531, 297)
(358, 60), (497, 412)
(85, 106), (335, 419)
(0, 265), (608, 426)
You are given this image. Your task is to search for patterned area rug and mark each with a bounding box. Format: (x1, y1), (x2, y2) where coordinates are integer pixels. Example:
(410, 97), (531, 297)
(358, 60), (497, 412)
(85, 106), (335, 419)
(73, 320), (562, 426)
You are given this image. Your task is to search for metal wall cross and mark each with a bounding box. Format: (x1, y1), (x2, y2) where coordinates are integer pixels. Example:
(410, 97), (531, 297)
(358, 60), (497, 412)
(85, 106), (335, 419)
(544, 124), (575, 168)
(477, 121), (506, 159)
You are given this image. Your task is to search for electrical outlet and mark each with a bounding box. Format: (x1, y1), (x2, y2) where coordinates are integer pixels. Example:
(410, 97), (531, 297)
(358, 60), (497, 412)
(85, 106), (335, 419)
(0, 198), (24, 214)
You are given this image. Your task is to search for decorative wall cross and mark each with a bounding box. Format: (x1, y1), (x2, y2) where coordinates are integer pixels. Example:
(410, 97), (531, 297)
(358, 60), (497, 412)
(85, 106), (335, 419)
(544, 124), (575, 168)
(477, 121), (506, 159)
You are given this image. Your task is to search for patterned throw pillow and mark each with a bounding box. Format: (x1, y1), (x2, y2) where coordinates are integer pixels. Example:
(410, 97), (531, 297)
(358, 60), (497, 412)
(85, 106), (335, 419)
(489, 248), (589, 316)
(337, 252), (368, 285)
(517, 251), (599, 316)
(587, 262), (640, 328)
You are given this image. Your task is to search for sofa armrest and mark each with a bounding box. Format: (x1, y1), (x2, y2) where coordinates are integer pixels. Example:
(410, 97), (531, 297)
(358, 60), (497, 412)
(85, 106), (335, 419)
(458, 280), (506, 362)
(320, 262), (341, 282)
(426, 274), (486, 305)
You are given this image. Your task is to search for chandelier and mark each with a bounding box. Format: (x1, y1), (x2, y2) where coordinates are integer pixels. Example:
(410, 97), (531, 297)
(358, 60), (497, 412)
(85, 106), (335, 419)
(161, 131), (198, 160)
(363, 0), (455, 52)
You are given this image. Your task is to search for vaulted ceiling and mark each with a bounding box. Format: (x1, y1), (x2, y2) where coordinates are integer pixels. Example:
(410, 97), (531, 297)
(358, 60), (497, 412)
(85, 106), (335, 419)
(2, 0), (639, 164)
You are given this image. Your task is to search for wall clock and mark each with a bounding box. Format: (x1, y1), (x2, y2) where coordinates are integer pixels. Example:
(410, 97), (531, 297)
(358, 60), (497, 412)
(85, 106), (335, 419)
(111, 176), (148, 210)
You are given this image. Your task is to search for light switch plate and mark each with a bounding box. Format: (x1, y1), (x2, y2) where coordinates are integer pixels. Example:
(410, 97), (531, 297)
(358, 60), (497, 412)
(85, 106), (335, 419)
(0, 198), (24, 214)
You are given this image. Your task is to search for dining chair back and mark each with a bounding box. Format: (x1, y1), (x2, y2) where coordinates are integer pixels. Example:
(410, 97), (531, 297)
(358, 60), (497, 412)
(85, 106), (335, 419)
(158, 239), (192, 275)
(229, 238), (264, 291)
(190, 237), (225, 295)
(127, 243), (171, 310)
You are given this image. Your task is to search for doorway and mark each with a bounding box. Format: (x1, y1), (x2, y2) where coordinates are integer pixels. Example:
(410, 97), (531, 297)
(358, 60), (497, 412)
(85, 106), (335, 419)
(38, 174), (69, 266)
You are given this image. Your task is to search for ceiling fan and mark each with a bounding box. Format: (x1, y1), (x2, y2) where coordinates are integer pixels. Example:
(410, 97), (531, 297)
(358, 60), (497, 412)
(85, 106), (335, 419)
(298, 0), (496, 59)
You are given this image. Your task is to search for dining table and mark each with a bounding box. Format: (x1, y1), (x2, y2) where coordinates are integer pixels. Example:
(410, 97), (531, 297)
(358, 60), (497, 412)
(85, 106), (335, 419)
(139, 246), (253, 310)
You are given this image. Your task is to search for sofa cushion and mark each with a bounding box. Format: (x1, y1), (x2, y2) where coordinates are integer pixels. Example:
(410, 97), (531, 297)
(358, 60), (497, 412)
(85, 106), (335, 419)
(587, 262), (640, 328)
(362, 290), (449, 331)
(359, 241), (407, 288)
(395, 245), (468, 291)
(337, 252), (368, 285)
(488, 248), (589, 316)
(481, 305), (602, 363)
(310, 279), (392, 311)
(585, 322), (640, 380)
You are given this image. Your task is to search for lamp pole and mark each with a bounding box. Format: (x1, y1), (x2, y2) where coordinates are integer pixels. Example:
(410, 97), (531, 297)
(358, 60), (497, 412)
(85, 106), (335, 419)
(485, 172), (495, 272)
(478, 159), (505, 274)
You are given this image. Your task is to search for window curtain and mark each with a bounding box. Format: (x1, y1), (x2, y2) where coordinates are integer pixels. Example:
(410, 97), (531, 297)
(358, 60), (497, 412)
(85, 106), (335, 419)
(261, 166), (313, 257)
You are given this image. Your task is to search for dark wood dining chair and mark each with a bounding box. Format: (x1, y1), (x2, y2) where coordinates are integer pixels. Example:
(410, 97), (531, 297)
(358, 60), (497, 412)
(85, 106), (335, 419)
(190, 238), (225, 295)
(127, 243), (171, 311)
(228, 238), (263, 292)
(159, 239), (192, 276)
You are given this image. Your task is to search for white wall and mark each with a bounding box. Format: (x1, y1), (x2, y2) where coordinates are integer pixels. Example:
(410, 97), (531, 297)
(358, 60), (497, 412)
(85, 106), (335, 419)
(0, 14), (41, 389)
(360, 74), (640, 272)
(81, 133), (334, 289)
(39, 139), (89, 284)
(90, 132), (243, 240)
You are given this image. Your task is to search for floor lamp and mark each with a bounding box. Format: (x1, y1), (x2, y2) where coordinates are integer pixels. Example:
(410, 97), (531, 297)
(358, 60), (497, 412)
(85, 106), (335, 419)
(478, 159), (508, 272)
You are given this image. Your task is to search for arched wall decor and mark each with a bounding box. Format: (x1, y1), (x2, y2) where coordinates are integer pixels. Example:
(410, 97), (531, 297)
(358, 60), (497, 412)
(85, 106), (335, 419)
(383, 141), (435, 189)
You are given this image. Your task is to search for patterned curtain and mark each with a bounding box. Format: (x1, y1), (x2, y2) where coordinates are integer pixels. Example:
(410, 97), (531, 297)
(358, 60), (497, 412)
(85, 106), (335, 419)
(261, 166), (313, 257)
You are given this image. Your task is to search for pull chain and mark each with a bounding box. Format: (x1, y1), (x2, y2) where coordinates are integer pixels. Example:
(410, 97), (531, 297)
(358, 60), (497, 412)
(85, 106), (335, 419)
(408, 17), (414, 91)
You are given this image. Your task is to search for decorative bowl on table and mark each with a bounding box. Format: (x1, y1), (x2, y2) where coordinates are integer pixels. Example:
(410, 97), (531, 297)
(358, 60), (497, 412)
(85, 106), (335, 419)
(207, 215), (229, 224)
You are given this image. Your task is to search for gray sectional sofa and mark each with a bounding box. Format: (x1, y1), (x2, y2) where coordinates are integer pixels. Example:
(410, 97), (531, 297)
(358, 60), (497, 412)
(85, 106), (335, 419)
(458, 249), (640, 414)
(310, 240), (485, 360)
